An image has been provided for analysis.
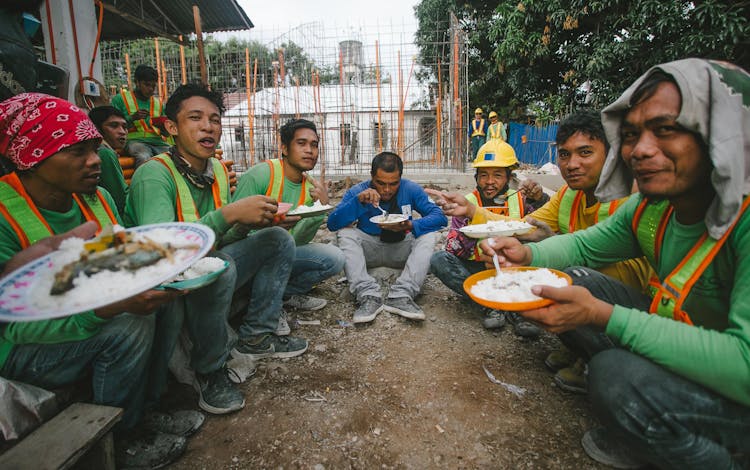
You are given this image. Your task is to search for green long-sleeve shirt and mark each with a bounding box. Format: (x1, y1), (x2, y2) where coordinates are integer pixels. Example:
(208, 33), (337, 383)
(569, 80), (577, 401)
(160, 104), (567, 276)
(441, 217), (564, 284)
(110, 93), (166, 146)
(98, 145), (128, 214)
(0, 189), (121, 368)
(233, 161), (325, 246)
(123, 158), (232, 244)
(528, 194), (750, 406)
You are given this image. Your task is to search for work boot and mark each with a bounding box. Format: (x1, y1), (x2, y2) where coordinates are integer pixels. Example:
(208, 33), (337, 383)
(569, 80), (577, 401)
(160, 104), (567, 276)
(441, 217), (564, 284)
(581, 427), (647, 469)
(233, 333), (309, 360)
(195, 367), (245, 415)
(544, 348), (577, 372)
(284, 294), (327, 311)
(383, 296), (425, 320)
(554, 358), (587, 394)
(353, 296), (383, 324)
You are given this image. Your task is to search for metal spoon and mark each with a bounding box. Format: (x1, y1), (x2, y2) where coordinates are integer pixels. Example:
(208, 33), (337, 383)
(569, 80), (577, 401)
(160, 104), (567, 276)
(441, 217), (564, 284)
(375, 203), (389, 222)
(492, 253), (502, 282)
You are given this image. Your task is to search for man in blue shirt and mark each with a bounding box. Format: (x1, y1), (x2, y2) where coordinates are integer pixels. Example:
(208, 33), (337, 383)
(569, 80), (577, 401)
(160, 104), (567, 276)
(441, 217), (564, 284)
(327, 152), (447, 323)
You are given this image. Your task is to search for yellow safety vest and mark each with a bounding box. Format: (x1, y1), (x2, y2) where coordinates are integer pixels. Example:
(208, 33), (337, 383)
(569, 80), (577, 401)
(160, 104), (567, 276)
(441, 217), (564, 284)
(464, 188), (523, 260)
(488, 122), (505, 140)
(557, 185), (619, 234)
(152, 154), (229, 222)
(632, 196), (750, 325)
(120, 90), (163, 140)
(264, 158), (313, 208)
(471, 119), (486, 137)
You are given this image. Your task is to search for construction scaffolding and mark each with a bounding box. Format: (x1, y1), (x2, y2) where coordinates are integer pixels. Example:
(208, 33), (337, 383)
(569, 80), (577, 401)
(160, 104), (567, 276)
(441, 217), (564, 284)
(99, 17), (468, 176)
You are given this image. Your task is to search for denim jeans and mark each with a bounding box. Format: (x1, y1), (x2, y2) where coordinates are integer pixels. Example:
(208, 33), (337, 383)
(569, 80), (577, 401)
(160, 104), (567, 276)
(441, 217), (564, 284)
(284, 243), (345, 296)
(124, 140), (170, 167)
(0, 313), (155, 433)
(146, 251), (236, 405)
(564, 267), (750, 468)
(429, 250), (486, 299)
(337, 228), (437, 302)
(220, 226), (295, 338)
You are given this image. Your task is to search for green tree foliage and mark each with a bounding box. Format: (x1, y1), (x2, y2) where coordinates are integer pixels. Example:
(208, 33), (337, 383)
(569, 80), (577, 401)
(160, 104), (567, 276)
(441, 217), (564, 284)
(415, 0), (750, 121)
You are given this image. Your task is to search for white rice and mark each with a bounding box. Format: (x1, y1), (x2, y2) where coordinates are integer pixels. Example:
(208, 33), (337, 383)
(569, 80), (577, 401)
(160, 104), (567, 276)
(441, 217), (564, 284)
(173, 256), (225, 281)
(471, 268), (568, 303)
(372, 214), (408, 224)
(289, 200), (332, 215)
(31, 228), (201, 312)
(461, 219), (532, 235)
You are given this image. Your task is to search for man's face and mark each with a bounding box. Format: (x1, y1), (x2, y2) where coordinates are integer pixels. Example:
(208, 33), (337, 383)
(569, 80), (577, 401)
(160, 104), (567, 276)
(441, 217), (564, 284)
(475, 113), (482, 120)
(371, 168), (401, 202)
(620, 81), (710, 199)
(100, 114), (128, 150)
(165, 96), (222, 162)
(35, 140), (101, 194)
(476, 167), (508, 200)
(557, 131), (607, 192)
(490, 116), (498, 124)
(136, 80), (157, 98)
(282, 128), (319, 172)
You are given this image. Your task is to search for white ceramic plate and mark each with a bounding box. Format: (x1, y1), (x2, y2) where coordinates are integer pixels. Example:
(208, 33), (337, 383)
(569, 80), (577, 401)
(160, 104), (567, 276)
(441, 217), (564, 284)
(287, 204), (334, 218)
(459, 221), (534, 239)
(369, 214), (408, 225)
(0, 222), (215, 322)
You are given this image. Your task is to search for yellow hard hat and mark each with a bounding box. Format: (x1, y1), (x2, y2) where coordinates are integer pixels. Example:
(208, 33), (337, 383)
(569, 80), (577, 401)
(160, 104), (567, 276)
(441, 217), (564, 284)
(488, 111), (498, 118)
(474, 107), (483, 114)
(472, 139), (518, 168)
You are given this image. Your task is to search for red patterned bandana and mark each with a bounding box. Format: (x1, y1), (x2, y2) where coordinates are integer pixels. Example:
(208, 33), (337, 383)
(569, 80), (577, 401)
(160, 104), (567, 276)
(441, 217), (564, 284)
(0, 93), (101, 171)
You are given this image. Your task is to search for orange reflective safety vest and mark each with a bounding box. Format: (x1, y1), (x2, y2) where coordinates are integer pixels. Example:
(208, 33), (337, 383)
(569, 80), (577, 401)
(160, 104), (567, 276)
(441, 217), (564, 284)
(557, 185), (619, 234)
(120, 90), (163, 140)
(152, 154), (229, 223)
(464, 188), (523, 260)
(632, 196), (750, 325)
(470, 119), (486, 137)
(264, 158), (312, 208)
(0, 173), (116, 248)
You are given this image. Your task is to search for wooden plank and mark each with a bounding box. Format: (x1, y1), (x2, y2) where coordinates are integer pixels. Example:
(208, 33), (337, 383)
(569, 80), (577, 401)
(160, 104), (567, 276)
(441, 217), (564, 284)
(0, 403), (122, 470)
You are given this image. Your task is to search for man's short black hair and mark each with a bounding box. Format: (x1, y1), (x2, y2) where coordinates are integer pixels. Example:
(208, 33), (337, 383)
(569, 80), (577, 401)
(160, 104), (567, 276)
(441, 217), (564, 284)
(134, 65), (158, 82)
(371, 151), (403, 177)
(629, 71), (677, 107)
(556, 109), (609, 151)
(88, 106), (126, 132)
(164, 83), (225, 121)
(280, 119), (318, 147)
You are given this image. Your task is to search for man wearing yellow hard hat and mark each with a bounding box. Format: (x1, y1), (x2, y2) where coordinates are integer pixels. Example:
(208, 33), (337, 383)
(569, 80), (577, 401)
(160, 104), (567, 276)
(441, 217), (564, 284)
(467, 107), (488, 161)
(487, 111), (507, 141)
(430, 139), (548, 334)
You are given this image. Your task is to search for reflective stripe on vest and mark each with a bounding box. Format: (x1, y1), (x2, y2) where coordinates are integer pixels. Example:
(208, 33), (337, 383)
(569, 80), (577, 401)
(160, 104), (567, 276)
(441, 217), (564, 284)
(464, 189), (522, 260)
(0, 173), (116, 249)
(152, 154), (229, 222)
(471, 119), (486, 137)
(557, 185), (619, 234)
(264, 158), (312, 208)
(632, 196), (750, 325)
(120, 90), (162, 140)
(488, 122), (504, 140)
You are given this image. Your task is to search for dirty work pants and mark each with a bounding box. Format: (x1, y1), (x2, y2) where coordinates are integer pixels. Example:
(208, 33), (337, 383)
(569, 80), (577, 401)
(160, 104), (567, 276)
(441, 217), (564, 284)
(562, 266), (750, 469)
(429, 250), (485, 299)
(284, 243), (345, 297)
(337, 227), (437, 303)
(1, 313), (155, 433)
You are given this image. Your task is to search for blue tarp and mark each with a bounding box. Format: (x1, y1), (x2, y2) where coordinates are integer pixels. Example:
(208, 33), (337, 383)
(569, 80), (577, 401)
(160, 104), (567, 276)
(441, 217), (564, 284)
(507, 123), (558, 166)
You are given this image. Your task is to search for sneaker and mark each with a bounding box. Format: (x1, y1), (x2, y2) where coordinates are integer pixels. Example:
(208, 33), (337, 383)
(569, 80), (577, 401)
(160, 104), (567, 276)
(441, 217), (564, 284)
(353, 296), (383, 324)
(116, 430), (186, 469)
(284, 294), (327, 311)
(276, 310), (291, 336)
(581, 427), (647, 469)
(554, 358), (587, 394)
(383, 296), (425, 320)
(232, 333), (308, 360)
(195, 367), (246, 415)
(544, 348), (577, 372)
(142, 410), (205, 437)
(482, 309), (506, 329)
(507, 312), (542, 338)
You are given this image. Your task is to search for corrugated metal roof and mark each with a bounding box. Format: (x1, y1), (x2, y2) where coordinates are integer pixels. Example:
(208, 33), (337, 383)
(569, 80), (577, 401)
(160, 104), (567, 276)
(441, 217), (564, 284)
(100, 0), (252, 42)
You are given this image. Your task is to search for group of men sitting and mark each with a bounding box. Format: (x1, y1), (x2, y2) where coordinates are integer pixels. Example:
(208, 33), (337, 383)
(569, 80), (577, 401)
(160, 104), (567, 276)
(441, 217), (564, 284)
(0, 57), (748, 469)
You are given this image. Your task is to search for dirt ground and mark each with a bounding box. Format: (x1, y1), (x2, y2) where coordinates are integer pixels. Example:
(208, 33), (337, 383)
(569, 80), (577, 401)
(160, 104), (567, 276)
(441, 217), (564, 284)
(168, 177), (606, 470)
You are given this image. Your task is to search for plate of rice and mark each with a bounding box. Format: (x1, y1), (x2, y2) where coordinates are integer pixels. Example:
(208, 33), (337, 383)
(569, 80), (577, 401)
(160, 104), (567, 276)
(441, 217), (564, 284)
(0, 222), (215, 322)
(159, 256), (229, 291)
(463, 267), (572, 310)
(369, 214), (409, 225)
(459, 219), (534, 239)
(288, 200), (334, 218)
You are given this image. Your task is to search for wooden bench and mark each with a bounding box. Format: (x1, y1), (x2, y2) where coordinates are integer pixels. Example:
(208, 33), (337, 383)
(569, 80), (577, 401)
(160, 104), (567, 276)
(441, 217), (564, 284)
(0, 403), (122, 470)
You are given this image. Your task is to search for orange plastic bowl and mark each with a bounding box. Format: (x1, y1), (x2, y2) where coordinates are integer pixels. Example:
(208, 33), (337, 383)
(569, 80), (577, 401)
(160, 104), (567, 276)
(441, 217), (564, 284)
(463, 267), (572, 311)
